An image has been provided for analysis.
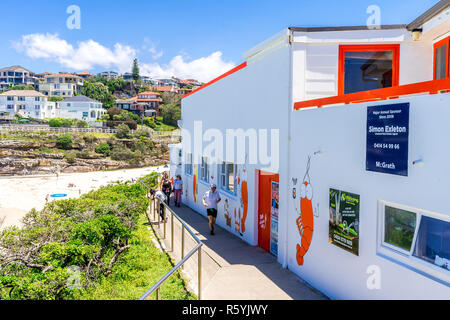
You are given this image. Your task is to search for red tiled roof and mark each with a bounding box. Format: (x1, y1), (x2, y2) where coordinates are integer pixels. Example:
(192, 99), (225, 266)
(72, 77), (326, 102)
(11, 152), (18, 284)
(150, 86), (176, 92)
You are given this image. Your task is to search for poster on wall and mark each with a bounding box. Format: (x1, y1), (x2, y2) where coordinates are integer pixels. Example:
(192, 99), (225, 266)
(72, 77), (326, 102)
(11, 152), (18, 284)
(366, 103), (410, 176)
(270, 181), (279, 256)
(329, 189), (360, 256)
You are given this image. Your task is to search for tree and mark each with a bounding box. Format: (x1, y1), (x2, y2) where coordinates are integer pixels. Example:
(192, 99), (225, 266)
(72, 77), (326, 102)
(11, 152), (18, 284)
(160, 103), (181, 127)
(132, 58), (140, 81)
(95, 143), (111, 156)
(81, 81), (115, 108)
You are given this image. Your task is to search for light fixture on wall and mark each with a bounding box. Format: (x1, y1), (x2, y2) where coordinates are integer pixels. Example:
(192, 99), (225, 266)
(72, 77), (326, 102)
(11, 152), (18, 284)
(412, 28), (423, 41)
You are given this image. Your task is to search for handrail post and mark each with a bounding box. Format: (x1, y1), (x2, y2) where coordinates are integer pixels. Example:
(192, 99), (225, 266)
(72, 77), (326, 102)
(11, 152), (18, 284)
(156, 288), (160, 300)
(198, 246), (202, 300)
(163, 206), (167, 239)
(181, 226), (185, 269)
(158, 199), (161, 228)
(171, 212), (174, 252)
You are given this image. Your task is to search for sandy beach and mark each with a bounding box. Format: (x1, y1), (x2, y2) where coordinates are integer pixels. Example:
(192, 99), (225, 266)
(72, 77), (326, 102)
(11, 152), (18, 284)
(0, 166), (167, 229)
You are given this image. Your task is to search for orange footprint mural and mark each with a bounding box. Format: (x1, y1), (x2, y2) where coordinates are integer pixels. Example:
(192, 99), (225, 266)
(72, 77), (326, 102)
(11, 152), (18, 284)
(296, 157), (315, 266)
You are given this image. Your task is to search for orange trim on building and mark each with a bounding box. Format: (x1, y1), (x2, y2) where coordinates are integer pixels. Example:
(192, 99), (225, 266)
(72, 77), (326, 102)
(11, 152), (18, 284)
(294, 78), (450, 110)
(338, 44), (400, 96)
(182, 62), (248, 99)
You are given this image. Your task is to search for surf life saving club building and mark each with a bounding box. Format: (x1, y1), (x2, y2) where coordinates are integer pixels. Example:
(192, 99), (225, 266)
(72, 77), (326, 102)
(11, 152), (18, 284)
(170, 1), (450, 299)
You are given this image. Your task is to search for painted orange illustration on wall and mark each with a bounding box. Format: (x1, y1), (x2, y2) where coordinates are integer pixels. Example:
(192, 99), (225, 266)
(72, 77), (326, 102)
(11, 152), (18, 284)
(296, 157), (315, 266)
(193, 165), (198, 203)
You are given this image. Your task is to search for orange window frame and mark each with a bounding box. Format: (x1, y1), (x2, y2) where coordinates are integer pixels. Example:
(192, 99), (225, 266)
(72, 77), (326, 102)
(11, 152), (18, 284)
(338, 44), (400, 96)
(433, 36), (450, 80)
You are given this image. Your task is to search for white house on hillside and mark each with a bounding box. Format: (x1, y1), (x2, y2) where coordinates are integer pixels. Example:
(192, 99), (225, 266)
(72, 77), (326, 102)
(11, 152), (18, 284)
(38, 73), (84, 98)
(0, 90), (50, 119)
(59, 95), (106, 122)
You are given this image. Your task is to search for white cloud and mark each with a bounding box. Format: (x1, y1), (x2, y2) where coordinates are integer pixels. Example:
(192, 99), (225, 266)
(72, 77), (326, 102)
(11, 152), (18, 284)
(141, 52), (235, 82)
(13, 33), (136, 73)
(13, 33), (236, 82)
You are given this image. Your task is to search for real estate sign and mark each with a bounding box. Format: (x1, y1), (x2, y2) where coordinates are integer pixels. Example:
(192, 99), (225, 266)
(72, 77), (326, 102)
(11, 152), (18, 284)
(329, 189), (360, 256)
(366, 103), (410, 176)
(270, 181), (279, 256)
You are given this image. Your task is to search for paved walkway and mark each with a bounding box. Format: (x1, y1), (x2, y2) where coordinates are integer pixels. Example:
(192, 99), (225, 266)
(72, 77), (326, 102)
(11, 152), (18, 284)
(150, 203), (328, 300)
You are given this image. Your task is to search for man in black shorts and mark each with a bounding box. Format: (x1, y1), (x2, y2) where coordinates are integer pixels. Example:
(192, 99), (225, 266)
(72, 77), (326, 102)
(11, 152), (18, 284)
(202, 184), (221, 235)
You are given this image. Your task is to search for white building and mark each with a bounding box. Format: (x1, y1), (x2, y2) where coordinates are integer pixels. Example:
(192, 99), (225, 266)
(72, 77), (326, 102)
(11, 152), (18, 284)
(172, 1), (450, 299)
(0, 90), (51, 119)
(59, 95), (107, 122)
(38, 73), (84, 98)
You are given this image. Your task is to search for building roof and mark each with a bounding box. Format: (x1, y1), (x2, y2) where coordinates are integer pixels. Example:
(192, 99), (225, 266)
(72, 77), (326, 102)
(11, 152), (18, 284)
(62, 95), (101, 103)
(289, 0), (450, 33)
(151, 86), (177, 92)
(0, 65), (33, 74)
(407, 0), (450, 30)
(77, 72), (93, 76)
(45, 73), (82, 79)
(0, 90), (45, 97)
(139, 91), (161, 96)
(116, 99), (135, 104)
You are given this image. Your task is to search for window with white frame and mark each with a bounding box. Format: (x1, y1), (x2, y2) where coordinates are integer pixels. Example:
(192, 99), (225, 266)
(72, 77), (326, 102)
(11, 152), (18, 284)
(378, 201), (450, 284)
(185, 153), (193, 175)
(219, 162), (237, 194)
(199, 156), (209, 183)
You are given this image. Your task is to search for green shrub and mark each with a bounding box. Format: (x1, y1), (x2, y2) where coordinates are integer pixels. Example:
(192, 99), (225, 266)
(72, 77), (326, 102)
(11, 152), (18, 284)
(110, 143), (132, 161)
(65, 152), (76, 164)
(95, 143), (111, 156)
(115, 124), (130, 139)
(56, 135), (73, 150)
(133, 128), (150, 138)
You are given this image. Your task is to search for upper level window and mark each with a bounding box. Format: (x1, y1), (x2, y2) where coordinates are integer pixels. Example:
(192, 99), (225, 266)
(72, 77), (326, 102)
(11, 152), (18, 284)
(434, 36), (450, 80)
(339, 44), (400, 95)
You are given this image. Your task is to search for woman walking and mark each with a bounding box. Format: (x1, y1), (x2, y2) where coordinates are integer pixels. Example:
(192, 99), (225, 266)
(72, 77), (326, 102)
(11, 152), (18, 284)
(173, 175), (183, 207)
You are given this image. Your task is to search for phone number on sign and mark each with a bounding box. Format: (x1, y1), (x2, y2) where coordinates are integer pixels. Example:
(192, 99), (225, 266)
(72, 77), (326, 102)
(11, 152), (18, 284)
(373, 143), (400, 150)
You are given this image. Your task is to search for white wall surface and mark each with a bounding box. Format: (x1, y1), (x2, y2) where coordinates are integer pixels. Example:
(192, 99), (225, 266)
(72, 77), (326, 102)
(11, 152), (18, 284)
(181, 41), (291, 247)
(286, 93), (450, 299)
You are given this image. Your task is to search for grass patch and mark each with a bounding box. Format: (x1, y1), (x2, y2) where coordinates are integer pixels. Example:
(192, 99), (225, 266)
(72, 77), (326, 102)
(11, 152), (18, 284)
(73, 213), (196, 300)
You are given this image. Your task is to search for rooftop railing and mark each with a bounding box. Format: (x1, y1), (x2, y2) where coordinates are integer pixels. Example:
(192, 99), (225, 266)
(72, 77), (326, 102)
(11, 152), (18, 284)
(294, 78), (450, 110)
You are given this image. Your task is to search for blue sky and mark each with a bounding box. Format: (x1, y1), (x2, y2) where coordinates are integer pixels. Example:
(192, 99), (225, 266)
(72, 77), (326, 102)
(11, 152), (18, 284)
(1, 0), (439, 81)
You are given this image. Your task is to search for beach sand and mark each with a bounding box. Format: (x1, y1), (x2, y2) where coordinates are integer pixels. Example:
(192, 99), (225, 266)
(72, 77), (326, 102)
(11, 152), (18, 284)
(0, 166), (167, 229)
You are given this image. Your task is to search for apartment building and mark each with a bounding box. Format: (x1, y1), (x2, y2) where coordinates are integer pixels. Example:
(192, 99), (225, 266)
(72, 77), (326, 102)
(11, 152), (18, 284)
(0, 90), (49, 119)
(0, 66), (37, 91)
(38, 73), (84, 97)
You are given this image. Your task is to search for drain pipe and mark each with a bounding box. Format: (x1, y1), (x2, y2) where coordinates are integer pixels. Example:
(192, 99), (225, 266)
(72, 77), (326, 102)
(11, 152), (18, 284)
(282, 30), (294, 269)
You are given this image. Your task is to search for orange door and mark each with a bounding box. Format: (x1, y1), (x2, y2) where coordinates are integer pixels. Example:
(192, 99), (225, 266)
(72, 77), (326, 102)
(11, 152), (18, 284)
(258, 170), (279, 252)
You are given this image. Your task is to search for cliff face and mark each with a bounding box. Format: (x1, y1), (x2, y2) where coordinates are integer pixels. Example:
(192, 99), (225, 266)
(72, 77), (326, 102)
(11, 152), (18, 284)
(0, 139), (170, 176)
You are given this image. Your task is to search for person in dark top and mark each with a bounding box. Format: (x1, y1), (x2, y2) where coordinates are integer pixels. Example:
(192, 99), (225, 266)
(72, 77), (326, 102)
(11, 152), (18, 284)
(161, 177), (173, 206)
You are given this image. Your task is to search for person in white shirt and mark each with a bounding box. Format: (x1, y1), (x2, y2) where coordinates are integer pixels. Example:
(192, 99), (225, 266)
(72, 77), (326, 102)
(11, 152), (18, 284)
(202, 184), (221, 235)
(150, 189), (167, 222)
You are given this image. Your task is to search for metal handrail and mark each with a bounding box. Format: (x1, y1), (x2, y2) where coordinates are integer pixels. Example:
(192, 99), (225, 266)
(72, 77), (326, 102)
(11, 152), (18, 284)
(139, 179), (203, 300)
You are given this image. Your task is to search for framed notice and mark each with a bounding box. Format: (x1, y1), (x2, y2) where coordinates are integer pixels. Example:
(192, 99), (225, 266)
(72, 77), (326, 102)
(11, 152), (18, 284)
(329, 189), (360, 256)
(270, 181), (279, 256)
(366, 103), (410, 176)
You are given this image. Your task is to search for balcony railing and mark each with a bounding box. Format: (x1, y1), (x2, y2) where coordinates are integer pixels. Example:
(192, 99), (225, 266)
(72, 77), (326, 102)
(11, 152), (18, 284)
(294, 78), (450, 110)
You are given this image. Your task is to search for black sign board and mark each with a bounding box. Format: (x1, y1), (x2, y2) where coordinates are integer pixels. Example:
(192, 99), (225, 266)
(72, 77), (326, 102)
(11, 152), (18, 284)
(366, 103), (410, 176)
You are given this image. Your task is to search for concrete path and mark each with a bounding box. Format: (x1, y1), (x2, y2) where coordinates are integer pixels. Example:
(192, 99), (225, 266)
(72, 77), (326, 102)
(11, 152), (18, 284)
(150, 203), (328, 300)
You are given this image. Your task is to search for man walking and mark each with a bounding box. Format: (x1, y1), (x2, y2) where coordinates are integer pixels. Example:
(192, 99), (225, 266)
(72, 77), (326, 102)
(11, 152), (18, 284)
(202, 184), (221, 235)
